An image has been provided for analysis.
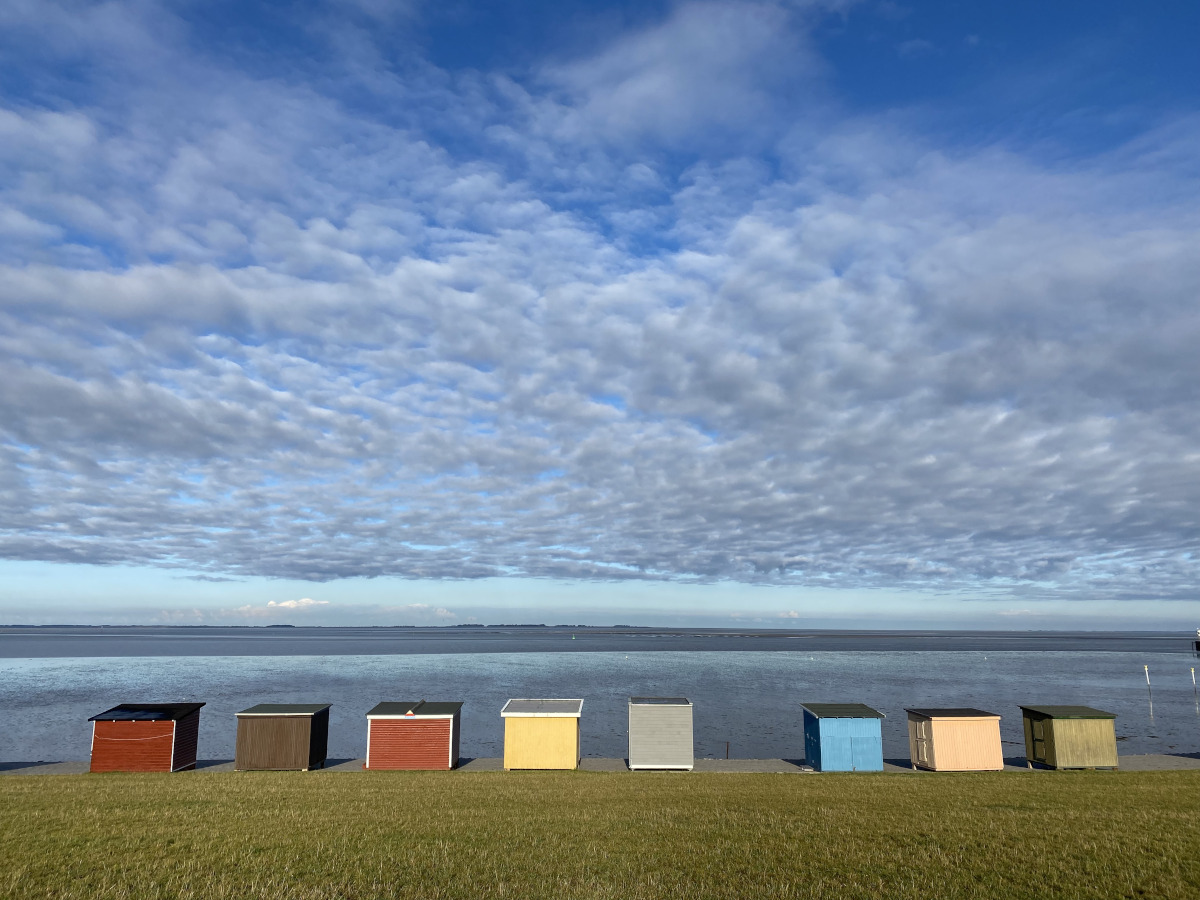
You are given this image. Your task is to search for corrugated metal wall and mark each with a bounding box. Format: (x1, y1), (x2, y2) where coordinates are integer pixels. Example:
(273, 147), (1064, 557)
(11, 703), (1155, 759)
(628, 704), (693, 769)
(90, 720), (175, 772)
(367, 719), (453, 770)
(235, 717), (313, 770)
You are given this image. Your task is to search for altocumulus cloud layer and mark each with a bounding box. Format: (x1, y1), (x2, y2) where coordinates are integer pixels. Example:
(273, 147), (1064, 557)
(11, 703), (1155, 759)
(1, 0), (1199, 605)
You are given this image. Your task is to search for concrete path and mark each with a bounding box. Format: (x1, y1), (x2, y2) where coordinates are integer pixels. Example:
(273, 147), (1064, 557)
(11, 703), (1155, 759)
(4, 755), (1200, 775)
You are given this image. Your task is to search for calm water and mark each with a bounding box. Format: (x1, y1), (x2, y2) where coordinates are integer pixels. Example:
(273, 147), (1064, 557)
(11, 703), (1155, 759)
(2, 650), (1198, 762)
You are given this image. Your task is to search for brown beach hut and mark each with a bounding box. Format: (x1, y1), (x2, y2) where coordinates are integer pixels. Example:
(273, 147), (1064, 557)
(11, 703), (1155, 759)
(235, 704), (330, 771)
(501, 699), (583, 769)
(365, 701), (463, 770)
(88, 703), (205, 773)
(1020, 705), (1118, 769)
(905, 708), (1003, 771)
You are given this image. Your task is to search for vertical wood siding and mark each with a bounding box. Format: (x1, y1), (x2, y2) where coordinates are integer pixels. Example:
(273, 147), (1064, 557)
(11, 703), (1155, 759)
(90, 720), (175, 772)
(170, 710), (201, 771)
(366, 719), (453, 770)
(503, 716), (579, 769)
(809, 718), (883, 771)
(628, 705), (693, 769)
(308, 708), (329, 770)
(923, 718), (1003, 771)
(1048, 718), (1118, 768)
(235, 717), (314, 770)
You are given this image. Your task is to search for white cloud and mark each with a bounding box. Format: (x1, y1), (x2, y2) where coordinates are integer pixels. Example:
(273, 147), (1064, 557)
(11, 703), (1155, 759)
(0, 0), (1198, 612)
(267, 598), (330, 609)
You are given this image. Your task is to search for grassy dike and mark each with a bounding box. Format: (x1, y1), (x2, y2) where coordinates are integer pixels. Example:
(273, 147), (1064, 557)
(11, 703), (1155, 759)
(2, 771), (1199, 899)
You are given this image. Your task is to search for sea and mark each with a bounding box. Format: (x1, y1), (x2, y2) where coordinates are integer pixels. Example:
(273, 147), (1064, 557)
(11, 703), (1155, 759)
(1, 627), (1198, 764)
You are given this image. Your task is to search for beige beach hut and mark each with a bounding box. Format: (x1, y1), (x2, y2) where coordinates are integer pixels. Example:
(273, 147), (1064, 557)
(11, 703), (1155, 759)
(905, 708), (1003, 771)
(501, 699), (583, 769)
(1020, 705), (1118, 769)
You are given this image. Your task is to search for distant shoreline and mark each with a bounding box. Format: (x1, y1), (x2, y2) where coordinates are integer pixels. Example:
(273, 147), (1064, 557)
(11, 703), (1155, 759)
(1, 625), (1193, 658)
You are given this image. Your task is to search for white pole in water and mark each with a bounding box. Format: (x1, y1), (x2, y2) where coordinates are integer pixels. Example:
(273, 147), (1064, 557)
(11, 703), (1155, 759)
(1145, 664), (1153, 713)
(1192, 667), (1198, 709)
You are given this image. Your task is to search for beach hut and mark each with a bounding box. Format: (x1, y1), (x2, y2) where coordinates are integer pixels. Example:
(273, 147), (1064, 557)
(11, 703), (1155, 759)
(365, 701), (463, 770)
(88, 703), (205, 773)
(905, 708), (1003, 771)
(500, 699), (583, 770)
(1020, 705), (1118, 769)
(628, 697), (694, 771)
(801, 703), (885, 772)
(235, 704), (330, 771)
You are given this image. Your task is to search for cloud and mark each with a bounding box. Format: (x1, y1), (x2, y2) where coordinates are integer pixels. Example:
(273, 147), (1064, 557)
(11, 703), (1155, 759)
(539, 1), (828, 148)
(267, 598), (330, 609)
(0, 0), (1198, 611)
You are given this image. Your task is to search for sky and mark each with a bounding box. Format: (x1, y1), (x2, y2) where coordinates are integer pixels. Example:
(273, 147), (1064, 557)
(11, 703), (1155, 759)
(1, 0), (1199, 628)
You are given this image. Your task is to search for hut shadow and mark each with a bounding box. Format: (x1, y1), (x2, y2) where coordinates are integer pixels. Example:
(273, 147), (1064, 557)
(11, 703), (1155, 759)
(0, 761), (55, 772)
(883, 757), (916, 770)
(194, 759), (234, 771)
(1167, 751), (1200, 760)
(782, 758), (808, 769)
(322, 758), (362, 770)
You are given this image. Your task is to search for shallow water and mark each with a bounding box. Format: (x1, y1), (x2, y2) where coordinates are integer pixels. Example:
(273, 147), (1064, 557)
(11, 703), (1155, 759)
(2, 650), (1198, 762)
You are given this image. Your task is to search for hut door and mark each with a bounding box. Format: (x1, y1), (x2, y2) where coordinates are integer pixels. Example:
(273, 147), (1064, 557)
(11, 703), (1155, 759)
(1031, 718), (1046, 761)
(915, 721), (931, 767)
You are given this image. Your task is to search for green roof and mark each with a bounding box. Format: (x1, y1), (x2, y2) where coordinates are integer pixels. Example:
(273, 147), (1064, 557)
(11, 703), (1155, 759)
(1020, 705), (1116, 719)
(367, 701), (462, 717)
(236, 703), (330, 717)
(802, 703), (885, 719)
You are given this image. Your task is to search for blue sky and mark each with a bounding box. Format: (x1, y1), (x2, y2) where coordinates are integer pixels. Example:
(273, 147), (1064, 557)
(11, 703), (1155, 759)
(1, 1), (1198, 628)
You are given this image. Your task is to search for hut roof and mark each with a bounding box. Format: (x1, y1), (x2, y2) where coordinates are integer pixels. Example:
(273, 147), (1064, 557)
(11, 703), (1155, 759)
(802, 703), (885, 719)
(906, 708), (1000, 719)
(367, 701), (463, 717)
(236, 703), (330, 717)
(89, 703), (204, 722)
(630, 697), (691, 706)
(1020, 705), (1116, 719)
(501, 699), (583, 717)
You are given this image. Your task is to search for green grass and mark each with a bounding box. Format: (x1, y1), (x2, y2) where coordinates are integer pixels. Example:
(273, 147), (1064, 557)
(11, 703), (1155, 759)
(2, 771), (1199, 899)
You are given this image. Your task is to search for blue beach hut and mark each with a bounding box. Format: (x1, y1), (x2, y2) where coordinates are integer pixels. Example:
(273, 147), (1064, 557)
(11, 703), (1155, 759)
(801, 703), (885, 772)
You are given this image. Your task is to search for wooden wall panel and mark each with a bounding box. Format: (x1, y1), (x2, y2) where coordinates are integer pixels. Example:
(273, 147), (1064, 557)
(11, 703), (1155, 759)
(927, 718), (1003, 771)
(1051, 719), (1118, 768)
(90, 721), (175, 772)
(503, 716), (578, 769)
(367, 719), (453, 770)
(170, 711), (200, 771)
(235, 717), (312, 770)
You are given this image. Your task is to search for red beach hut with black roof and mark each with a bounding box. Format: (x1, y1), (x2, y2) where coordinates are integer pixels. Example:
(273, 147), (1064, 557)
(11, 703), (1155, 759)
(365, 701), (462, 770)
(88, 703), (205, 773)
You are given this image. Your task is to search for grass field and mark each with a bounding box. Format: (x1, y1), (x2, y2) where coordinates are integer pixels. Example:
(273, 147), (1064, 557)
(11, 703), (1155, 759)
(2, 771), (1199, 899)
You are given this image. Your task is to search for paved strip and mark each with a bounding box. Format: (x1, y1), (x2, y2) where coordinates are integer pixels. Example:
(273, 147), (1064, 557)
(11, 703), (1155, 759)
(4, 755), (1199, 775)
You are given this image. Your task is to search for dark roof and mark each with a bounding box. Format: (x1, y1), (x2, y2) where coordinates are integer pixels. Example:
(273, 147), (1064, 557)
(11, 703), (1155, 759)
(802, 703), (885, 719)
(630, 697), (691, 706)
(236, 703), (330, 717)
(906, 708), (1000, 719)
(89, 703), (205, 722)
(367, 701), (463, 717)
(1020, 705), (1116, 719)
